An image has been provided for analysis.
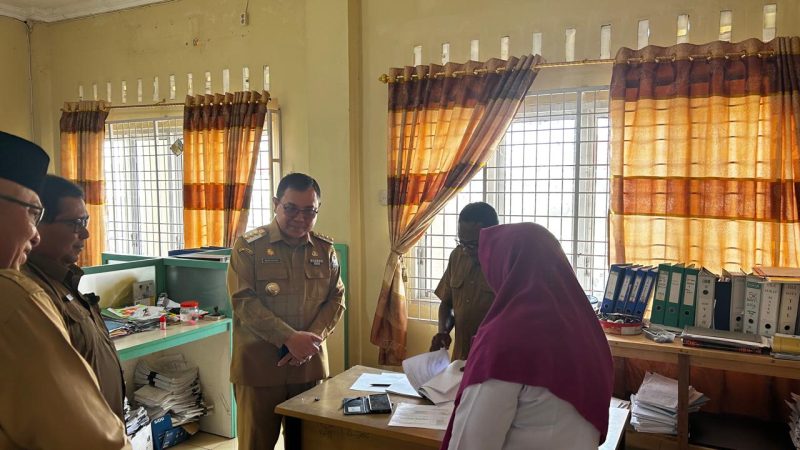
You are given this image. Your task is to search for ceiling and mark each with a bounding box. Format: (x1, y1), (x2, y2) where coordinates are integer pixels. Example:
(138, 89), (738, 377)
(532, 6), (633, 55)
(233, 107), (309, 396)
(0, 0), (170, 22)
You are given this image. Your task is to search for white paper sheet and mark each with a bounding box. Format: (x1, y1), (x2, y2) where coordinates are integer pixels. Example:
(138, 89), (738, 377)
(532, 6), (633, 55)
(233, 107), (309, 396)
(349, 372), (407, 393)
(402, 348), (451, 390)
(385, 375), (422, 398)
(388, 402), (454, 430)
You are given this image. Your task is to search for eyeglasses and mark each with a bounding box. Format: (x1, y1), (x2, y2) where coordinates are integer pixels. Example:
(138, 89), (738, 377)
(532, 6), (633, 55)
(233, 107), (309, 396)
(52, 216), (90, 233)
(0, 194), (45, 226)
(454, 238), (478, 250)
(280, 203), (319, 219)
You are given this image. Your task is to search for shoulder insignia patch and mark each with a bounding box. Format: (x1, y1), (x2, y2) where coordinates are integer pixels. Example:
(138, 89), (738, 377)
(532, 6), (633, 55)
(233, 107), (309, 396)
(242, 227), (267, 244)
(311, 231), (334, 244)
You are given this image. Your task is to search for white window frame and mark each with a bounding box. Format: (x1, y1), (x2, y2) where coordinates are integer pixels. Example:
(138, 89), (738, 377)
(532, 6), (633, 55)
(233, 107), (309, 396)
(404, 87), (611, 321)
(102, 107), (282, 257)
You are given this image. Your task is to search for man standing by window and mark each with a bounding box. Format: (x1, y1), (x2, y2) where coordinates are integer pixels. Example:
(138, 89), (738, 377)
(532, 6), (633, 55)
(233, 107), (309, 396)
(430, 202), (499, 360)
(22, 175), (125, 419)
(0, 131), (129, 449)
(228, 173), (345, 450)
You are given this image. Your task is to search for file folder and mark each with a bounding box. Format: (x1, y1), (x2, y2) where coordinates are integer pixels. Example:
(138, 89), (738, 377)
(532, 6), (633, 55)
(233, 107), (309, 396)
(625, 266), (649, 316)
(679, 265), (700, 329)
(778, 283), (800, 335)
(614, 265), (639, 314)
(723, 269), (747, 332)
(695, 268), (718, 329)
(601, 264), (628, 315)
(742, 275), (763, 335)
(634, 267), (658, 320)
(650, 264), (672, 325)
(663, 263), (686, 327)
(713, 279), (732, 331)
(757, 281), (781, 337)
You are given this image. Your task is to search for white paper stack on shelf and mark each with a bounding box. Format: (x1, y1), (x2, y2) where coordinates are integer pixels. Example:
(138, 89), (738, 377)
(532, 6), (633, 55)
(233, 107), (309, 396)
(133, 354), (211, 426)
(631, 372), (708, 435)
(786, 392), (800, 449)
(123, 397), (150, 437)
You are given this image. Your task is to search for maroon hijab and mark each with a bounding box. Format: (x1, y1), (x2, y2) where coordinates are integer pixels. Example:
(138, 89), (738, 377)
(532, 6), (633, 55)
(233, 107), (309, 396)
(441, 223), (613, 448)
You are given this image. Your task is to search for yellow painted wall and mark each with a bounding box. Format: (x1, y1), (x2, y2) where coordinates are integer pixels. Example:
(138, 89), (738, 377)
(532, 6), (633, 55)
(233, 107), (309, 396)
(358, 0), (800, 368)
(0, 16), (33, 141)
(7, 0), (800, 371)
(26, 0), (357, 375)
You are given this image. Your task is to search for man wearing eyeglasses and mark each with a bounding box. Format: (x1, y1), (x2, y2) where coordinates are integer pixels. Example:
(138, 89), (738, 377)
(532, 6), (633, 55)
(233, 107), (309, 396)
(22, 175), (125, 419)
(0, 131), (130, 449)
(430, 202), (499, 360)
(228, 172), (345, 450)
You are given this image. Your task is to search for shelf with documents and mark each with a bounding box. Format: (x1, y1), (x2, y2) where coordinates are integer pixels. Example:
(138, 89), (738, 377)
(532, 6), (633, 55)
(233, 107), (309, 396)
(113, 319), (235, 438)
(606, 334), (800, 449)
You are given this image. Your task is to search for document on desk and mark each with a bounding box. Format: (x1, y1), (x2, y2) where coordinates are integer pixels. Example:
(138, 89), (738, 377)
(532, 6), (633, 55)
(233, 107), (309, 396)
(349, 372), (408, 392)
(388, 402), (454, 430)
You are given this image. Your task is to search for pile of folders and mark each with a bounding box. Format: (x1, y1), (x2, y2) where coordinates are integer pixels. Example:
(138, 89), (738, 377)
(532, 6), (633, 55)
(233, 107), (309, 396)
(600, 264), (800, 338)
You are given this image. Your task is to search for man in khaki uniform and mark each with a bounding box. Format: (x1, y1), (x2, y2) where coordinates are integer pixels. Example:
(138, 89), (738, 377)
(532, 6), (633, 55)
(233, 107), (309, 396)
(0, 131), (130, 449)
(228, 172), (345, 450)
(22, 175), (125, 418)
(430, 202), (499, 360)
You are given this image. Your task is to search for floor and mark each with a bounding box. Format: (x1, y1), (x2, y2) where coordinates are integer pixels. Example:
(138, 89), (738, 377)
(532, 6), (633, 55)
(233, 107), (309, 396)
(169, 431), (284, 450)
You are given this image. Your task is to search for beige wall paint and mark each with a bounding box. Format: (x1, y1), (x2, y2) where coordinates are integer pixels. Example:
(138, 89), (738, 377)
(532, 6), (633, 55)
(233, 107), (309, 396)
(0, 16), (33, 141)
(358, 0), (800, 367)
(25, 0), (355, 374)
(7, 0), (800, 370)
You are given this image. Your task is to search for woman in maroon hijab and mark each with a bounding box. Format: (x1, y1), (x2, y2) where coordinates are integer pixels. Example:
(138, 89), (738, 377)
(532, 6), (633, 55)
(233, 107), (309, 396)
(441, 222), (613, 449)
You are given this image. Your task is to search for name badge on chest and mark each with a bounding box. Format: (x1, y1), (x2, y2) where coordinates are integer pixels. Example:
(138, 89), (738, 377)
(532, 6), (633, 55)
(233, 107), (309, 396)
(310, 249), (323, 266)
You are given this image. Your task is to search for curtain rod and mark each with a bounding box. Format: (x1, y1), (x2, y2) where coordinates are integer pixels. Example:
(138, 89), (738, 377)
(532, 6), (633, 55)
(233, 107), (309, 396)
(107, 100), (183, 110)
(378, 50), (777, 83)
(378, 59), (613, 83)
(104, 98), (273, 110)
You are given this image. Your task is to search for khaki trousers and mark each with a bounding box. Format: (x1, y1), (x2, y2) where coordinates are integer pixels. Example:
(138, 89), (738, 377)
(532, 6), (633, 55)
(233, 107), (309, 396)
(234, 381), (318, 450)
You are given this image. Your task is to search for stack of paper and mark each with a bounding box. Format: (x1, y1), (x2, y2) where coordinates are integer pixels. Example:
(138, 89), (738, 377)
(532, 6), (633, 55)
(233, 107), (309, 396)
(387, 349), (464, 405)
(787, 392), (800, 448)
(133, 354), (211, 426)
(123, 397), (150, 436)
(681, 326), (770, 354)
(103, 305), (163, 335)
(630, 372), (708, 434)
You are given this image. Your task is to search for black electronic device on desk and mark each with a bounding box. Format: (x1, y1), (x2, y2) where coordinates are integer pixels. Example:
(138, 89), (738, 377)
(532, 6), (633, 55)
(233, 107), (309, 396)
(342, 393), (393, 415)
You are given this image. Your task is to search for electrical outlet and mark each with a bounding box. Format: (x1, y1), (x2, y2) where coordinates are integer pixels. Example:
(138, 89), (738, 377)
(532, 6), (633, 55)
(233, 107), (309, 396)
(240, 12), (249, 26)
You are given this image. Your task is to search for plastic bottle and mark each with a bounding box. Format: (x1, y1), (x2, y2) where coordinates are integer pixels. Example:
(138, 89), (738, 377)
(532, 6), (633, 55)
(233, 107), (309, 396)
(180, 301), (200, 325)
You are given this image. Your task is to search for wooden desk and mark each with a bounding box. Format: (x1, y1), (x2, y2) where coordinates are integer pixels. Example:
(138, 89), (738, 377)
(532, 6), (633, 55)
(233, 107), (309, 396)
(606, 333), (800, 450)
(277, 365), (628, 450)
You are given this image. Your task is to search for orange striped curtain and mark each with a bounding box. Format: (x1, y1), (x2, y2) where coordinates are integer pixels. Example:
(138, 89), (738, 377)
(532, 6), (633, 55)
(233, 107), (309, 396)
(611, 37), (800, 422)
(60, 101), (110, 267)
(609, 37), (800, 273)
(370, 55), (541, 365)
(183, 91), (269, 248)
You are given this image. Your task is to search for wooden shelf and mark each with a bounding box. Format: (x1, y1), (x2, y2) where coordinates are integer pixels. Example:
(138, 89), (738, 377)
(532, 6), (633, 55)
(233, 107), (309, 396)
(607, 333), (800, 450)
(606, 333), (800, 380)
(625, 412), (794, 450)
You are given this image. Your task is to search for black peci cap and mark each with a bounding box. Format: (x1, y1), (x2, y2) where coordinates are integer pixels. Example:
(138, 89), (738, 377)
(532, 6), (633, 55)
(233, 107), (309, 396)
(0, 131), (50, 193)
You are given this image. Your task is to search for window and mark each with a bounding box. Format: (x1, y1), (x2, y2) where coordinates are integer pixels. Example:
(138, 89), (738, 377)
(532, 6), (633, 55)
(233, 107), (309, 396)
(405, 87), (610, 321)
(103, 109), (281, 256)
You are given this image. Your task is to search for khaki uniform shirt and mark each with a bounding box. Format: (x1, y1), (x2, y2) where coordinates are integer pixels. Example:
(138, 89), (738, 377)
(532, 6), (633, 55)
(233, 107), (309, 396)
(0, 269), (130, 450)
(22, 255), (125, 418)
(435, 247), (495, 360)
(227, 220), (346, 387)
